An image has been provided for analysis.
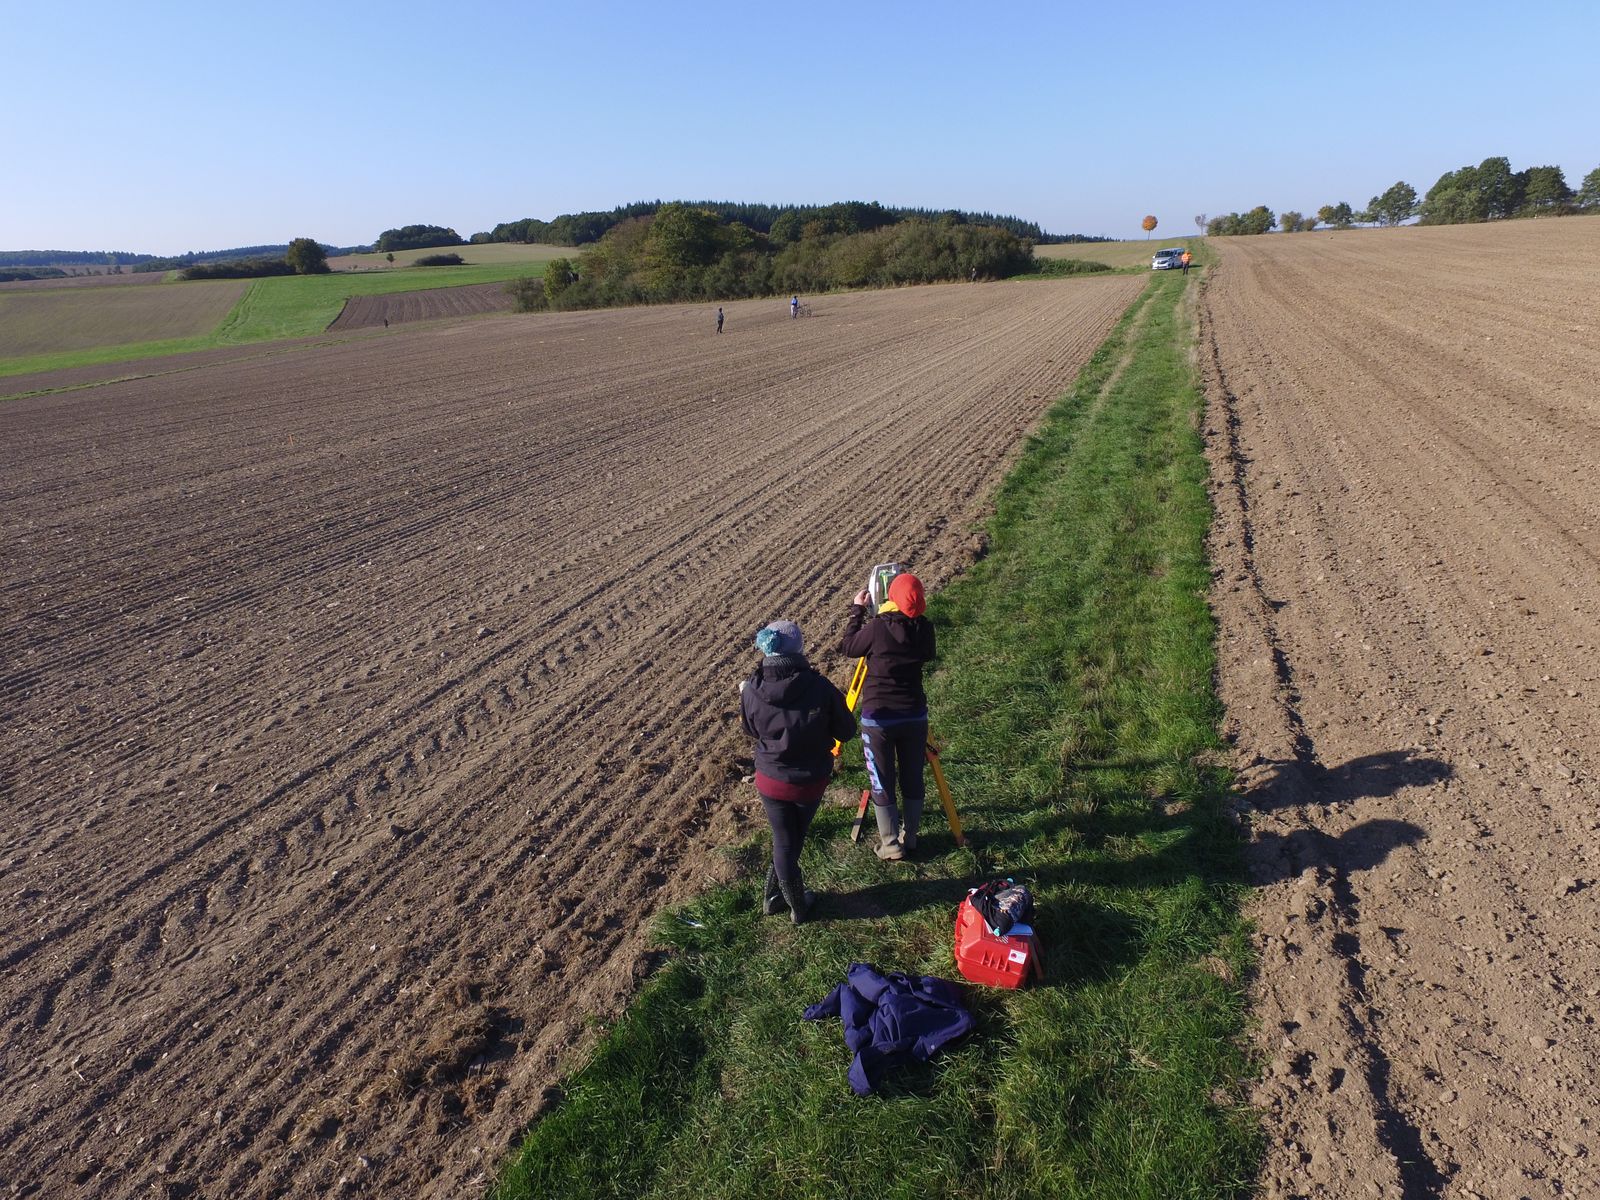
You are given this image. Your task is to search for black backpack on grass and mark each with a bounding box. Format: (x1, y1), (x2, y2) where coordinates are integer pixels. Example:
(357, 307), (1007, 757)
(968, 877), (1034, 936)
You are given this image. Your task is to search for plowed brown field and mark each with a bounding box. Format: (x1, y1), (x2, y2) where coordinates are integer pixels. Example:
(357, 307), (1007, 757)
(0, 279), (249, 357)
(0, 271), (170, 292)
(1202, 217), (1600, 1200)
(327, 282), (515, 331)
(0, 277), (1141, 1200)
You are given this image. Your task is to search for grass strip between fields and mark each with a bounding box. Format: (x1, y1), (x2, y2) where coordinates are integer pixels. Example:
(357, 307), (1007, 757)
(491, 269), (1257, 1200)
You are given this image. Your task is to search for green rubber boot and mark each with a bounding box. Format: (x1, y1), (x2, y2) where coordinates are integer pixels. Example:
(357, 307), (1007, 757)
(873, 802), (905, 860)
(901, 793), (924, 854)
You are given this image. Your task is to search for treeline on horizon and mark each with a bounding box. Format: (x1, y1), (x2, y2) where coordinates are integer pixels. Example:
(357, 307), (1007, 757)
(7, 200), (1100, 278)
(0, 249), (162, 270)
(0, 243), (363, 278)
(167, 239), (332, 280)
(1205, 156), (1600, 235)
(506, 202), (1056, 313)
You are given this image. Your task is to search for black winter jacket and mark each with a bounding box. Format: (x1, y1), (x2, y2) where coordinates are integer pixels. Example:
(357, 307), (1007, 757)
(838, 607), (936, 714)
(740, 654), (857, 785)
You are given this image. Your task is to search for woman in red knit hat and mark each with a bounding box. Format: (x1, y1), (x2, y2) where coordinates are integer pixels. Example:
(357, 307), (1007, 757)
(838, 572), (936, 860)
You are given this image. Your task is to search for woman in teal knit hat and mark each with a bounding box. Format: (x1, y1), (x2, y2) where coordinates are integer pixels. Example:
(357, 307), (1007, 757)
(739, 620), (856, 923)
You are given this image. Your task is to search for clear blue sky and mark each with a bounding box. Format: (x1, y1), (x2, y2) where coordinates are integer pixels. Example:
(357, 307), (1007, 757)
(7, 0), (1597, 253)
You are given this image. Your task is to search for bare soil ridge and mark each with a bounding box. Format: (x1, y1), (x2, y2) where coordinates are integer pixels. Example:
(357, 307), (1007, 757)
(0, 278), (1141, 1200)
(1202, 218), (1600, 1200)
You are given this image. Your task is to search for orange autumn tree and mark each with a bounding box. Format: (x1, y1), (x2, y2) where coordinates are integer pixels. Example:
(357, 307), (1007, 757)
(1142, 215), (1158, 239)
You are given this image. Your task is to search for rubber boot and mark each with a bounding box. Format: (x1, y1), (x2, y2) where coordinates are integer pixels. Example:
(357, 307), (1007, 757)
(901, 793), (924, 854)
(762, 866), (785, 916)
(874, 802), (905, 861)
(777, 875), (815, 925)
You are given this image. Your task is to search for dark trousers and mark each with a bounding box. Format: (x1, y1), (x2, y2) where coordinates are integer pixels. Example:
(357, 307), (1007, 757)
(760, 795), (821, 883)
(863, 720), (927, 809)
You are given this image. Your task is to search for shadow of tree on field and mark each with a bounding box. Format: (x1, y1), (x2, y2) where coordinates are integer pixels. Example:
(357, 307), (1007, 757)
(1243, 748), (1453, 812)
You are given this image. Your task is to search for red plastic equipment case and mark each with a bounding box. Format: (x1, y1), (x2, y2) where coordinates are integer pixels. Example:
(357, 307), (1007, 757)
(953, 894), (1041, 989)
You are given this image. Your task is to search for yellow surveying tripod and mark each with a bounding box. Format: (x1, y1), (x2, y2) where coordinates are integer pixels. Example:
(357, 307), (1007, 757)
(831, 564), (965, 848)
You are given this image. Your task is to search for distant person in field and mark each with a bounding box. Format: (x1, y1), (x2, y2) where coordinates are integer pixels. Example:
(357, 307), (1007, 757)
(740, 620), (856, 923)
(970, 266), (978, 282)
(838, 572), (935, 860)
(716, 306), (724, 334)
(791, 295), (799, 319)
(1180, 249), (1192, 274)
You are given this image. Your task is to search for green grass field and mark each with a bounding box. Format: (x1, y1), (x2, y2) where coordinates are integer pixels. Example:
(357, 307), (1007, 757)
(211, 263), (544, 342)
(328, 242), (574, 270)
(0, 262), (547, 379)
(491, 270), (1257, 1200)
(1036, 239), (1200, 268)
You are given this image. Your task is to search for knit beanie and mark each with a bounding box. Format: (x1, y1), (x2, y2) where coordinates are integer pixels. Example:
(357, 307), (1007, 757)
(887, 573), (926, 619)
(754, 620), (804, 657)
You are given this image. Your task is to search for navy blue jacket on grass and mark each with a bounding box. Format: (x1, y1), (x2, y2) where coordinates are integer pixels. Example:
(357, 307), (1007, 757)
(803, 962), (975, 1095)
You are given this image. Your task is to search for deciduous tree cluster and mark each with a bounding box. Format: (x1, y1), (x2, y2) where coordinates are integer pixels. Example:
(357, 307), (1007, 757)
(473, 200), (1089, 250)
(1205, 155), (1600, 235)
(178, 257), (296, 280)
(1206, 207), (1276, 237)
(285, 237), (329, 274)
(1418, 157), (1582, 224)
(375, 225), (466, 253)
(509, 204), (1035, 313)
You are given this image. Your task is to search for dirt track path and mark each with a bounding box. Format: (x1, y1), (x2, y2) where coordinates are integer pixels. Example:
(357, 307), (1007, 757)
(1202, 219), (1600, 1200)
(0, 277), (1140, 1200)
